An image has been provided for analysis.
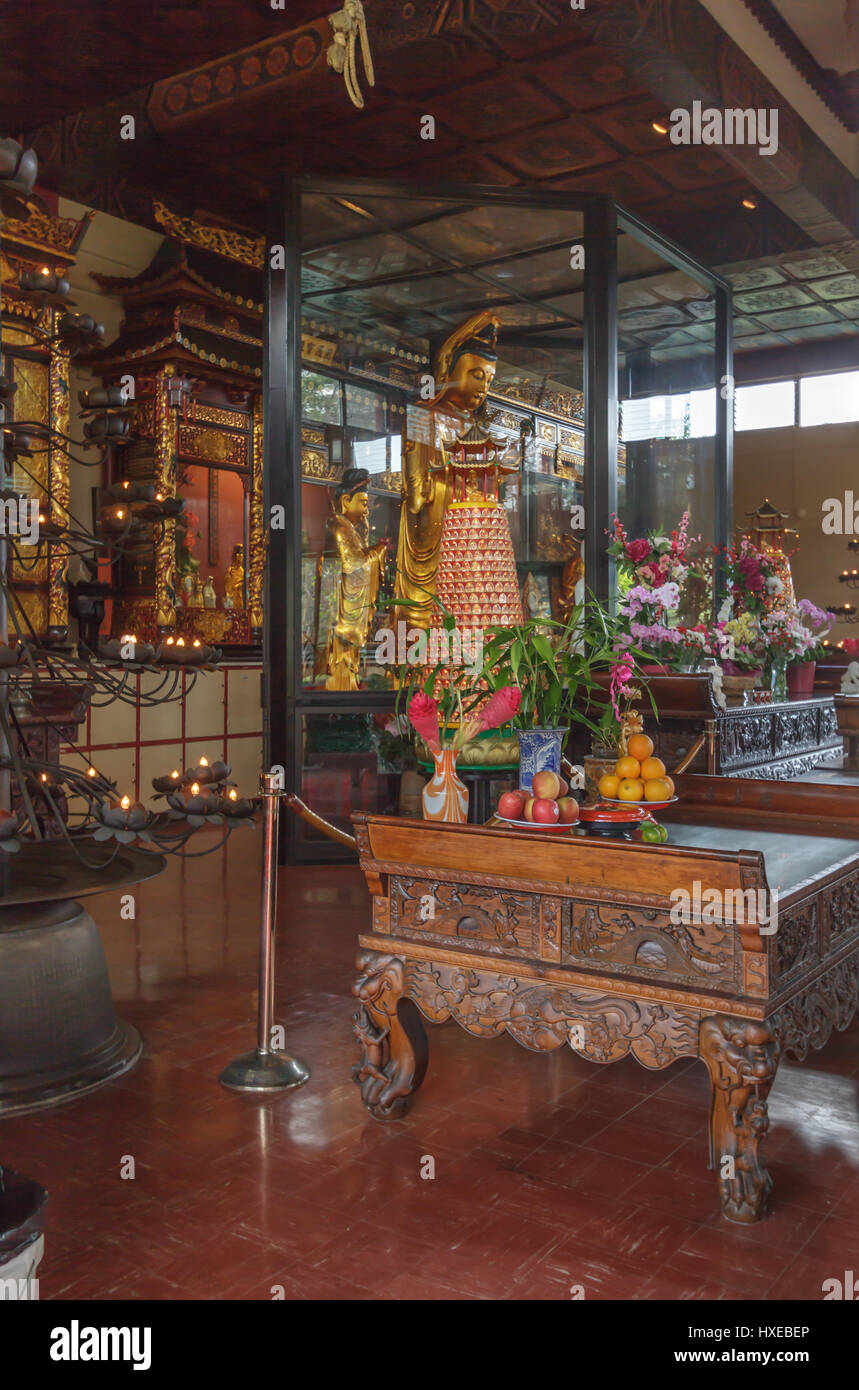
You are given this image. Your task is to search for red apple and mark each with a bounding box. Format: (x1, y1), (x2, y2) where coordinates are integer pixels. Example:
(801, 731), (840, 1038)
(531, 797), (560, 824)
(557, 796), (579, 824)
(557, 776), (569, 797)
(498, 790), (526, 820)
(531, 770), (561, 800)
(522, 797), (536, 821)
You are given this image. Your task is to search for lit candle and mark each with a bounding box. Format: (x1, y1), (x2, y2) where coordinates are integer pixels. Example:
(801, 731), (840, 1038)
(120, 795), (131, 811)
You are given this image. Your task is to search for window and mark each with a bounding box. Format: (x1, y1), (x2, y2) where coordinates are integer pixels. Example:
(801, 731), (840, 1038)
(734, 380), (795, 432)
(799, 370), (859, 427)
(620, 388), (716, 442)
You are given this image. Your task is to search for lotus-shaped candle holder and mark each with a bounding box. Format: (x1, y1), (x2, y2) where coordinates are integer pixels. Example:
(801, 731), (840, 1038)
(151, 770), (189, 795)
(166, 782), (222, 826)
(99, 635), (157, 666)
(93, 797), (151, 844)
(157, 636), (215, 667)
(218, 790), (255, 821)
(185, 757), (230, 787)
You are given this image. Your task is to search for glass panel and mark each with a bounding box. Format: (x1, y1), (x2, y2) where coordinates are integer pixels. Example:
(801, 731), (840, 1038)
(735, 380), (796, 431)
(617, 228), (719, 559)
(298, 711), (412, 846)
(299, 189), (588, 691)
(800, 370), (859, 426)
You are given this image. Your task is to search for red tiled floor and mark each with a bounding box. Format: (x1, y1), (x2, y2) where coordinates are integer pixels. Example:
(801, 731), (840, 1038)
(3, 829), (859, 1300)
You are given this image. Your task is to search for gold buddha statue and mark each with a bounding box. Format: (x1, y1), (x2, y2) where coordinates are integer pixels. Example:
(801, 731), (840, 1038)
(224, 544), (245, 609)
(393, 310), (523, 634)
(324, 467), (389, 691)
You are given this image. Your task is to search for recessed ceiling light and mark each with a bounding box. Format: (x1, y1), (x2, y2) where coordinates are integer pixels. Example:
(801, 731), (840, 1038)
(742, 198), (757, 210)
(651, 121), (669, 135)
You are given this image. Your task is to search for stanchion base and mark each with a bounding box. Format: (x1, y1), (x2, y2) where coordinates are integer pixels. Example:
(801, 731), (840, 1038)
(219, 1049), (310, 1094)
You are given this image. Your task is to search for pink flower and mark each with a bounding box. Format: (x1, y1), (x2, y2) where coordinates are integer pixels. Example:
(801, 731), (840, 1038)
(737, 555), (765, 592)
(478, 685), (522, 731)
(625, 538), (650, 563)
(408, 692), (441, 752)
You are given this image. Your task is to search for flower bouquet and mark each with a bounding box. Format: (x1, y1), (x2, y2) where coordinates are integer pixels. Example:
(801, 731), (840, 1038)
(407, 685), (522, 823)
(608, 512), (710, 668)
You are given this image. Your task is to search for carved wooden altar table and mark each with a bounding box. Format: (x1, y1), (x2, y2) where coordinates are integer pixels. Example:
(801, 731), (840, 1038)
(351, 775), (859, 1224)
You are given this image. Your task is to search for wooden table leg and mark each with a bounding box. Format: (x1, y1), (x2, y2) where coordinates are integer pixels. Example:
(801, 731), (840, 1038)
(352, 950), (428, 1120)
(699, 1014), (781, 1223)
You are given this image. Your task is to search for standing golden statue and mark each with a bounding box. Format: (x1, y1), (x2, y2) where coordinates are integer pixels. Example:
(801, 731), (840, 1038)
(324, 467), (388, 691)
(393, 311), (523, 633)
(223, 544), (245, 609)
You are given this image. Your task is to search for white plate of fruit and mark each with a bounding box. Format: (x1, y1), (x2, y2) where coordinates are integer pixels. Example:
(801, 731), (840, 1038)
(495, 770), (580, 831)
(597, 734), (677, 809)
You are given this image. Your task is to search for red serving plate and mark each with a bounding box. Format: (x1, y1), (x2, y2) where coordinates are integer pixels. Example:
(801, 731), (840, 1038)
(577, 802), (652, 836)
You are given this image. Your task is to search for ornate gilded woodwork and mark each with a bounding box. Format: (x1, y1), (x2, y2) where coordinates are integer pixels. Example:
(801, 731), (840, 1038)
(154, 371), (178, 632)
(48, 340), (71, 635)
(248, 397), (265, 637)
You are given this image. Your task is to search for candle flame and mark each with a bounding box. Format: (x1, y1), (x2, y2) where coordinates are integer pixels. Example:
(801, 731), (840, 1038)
(166, 636), (174, 645)
(193, 639), (201, 648)
(40, 773), (48, 783)
(120, 795), (131, 810)
(40, 265), (51, 275)
(122, 480), (130, 489)
(116, 508), (124, 519)
(176, 637), (185, 647)
(228, 789), (238, 801)
(170, 770), (179, 779)
(199, 757), (208, 767)
(190, 782), (200, 796)
(87, 767), (97, 778)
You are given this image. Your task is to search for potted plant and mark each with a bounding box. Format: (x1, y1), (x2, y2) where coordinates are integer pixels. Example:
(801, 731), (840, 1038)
(787, 600), (835, 697)
(471, 599), (647, 791)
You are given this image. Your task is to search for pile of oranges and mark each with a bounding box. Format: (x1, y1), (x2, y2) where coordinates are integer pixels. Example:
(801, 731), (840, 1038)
(598, 733), (675, 804)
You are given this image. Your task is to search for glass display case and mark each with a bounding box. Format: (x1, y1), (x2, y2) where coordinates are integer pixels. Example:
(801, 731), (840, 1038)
(265, 180), (731, 860)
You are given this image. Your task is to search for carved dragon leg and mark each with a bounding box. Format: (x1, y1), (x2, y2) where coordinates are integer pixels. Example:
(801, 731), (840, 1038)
(699, 1014), (780, 1224)
(351, 950), (428, 1120)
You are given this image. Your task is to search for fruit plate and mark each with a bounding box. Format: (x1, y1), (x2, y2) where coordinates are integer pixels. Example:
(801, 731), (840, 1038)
(599, 794), (678, 810)
(495, 815), (578, 834)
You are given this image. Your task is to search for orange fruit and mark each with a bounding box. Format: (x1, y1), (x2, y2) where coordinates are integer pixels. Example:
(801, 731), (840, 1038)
(640, 756), (666, 781)
(598, 773), (620, 799)
(662, 775), (675, 797)
(644, 777), (671, 802)
(615, 755), (641, 781)
(627, 733), (654, 762)
(617, 778), (644, 802)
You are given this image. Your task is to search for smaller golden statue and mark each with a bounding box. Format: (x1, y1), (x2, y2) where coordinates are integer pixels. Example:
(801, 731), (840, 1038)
(324, 467), (389, 691)
(224, 544), (245, 609)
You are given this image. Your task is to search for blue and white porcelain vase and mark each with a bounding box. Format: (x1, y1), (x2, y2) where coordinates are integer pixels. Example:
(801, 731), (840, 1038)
(517, 727), (565, 793)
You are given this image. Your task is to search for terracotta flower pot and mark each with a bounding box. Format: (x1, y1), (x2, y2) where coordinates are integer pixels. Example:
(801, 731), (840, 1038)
(421, 748), (468, 824)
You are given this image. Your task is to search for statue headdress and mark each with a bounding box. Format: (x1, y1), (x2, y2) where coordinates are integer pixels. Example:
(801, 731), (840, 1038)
(433, 311), (500, 389)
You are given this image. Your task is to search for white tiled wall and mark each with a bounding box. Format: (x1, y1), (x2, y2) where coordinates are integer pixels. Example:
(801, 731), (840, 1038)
(60, 664), (263, 808)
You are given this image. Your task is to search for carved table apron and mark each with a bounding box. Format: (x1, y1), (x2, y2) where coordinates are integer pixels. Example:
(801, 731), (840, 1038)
(351, 777), (859, 1225)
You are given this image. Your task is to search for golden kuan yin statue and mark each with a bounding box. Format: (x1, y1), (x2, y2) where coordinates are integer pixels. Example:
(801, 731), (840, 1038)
(393, 311), (523, 635)
(325, 467), (389, 691)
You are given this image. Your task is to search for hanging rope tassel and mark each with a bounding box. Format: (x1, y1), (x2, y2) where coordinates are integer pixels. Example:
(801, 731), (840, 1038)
(326, 0), (376, 110)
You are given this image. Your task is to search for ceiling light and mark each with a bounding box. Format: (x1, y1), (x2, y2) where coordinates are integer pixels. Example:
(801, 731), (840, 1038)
(742, 198), (757, 210)
(651, 121), (669, 135)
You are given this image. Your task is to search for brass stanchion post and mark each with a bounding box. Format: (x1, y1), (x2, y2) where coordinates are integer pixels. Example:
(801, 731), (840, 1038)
(219, 774), (310, 1093)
